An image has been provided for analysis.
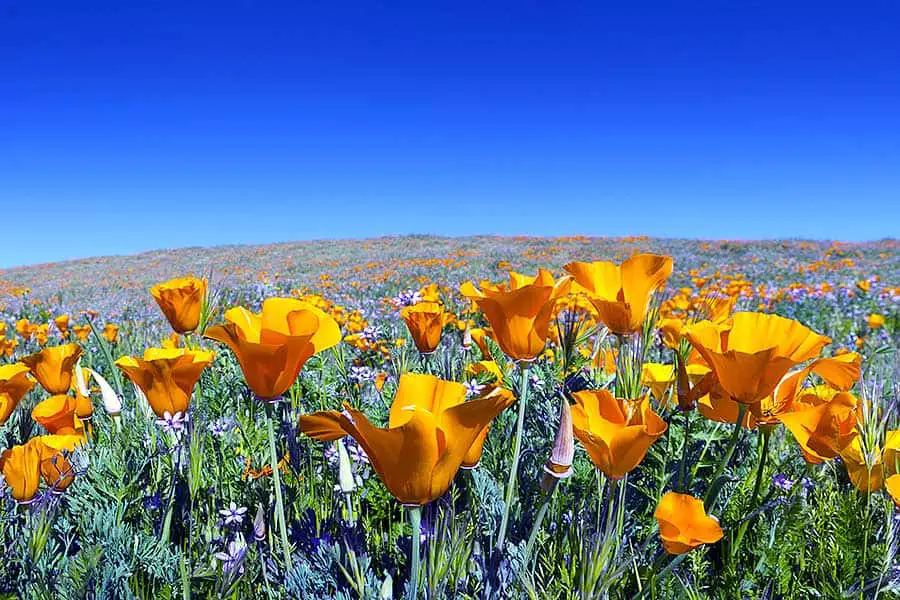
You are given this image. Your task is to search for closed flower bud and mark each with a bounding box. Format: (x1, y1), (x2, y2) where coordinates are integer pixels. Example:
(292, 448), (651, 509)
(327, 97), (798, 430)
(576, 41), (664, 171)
(542, 397), (574, 492)
(252, 505), (266, 542)
(380, 572), (393, 599)
(88, 368), (122, 416)
(337, 438), (356, 494)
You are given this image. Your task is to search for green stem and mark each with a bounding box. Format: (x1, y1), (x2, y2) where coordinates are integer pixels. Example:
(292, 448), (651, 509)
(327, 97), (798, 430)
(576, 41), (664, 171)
(677, 409), (692, 492)
(496, 362), (530, 550)
(523, 494), (553, 569)
(732, 427), (771, 556)
(407, 505), (422, 600)
(703, 403), (748, 510)
(265, 404), (293, 572)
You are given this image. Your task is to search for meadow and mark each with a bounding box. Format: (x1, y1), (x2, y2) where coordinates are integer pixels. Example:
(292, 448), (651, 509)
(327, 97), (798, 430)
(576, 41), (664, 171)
(0, 234), (897, 599)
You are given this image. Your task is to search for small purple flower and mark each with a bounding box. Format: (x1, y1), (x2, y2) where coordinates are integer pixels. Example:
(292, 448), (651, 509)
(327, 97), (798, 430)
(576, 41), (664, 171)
(324, 444), (338, 466)
(220, 502), (248, 526)
(209, 416), (234, 437)
(214, 539), (247, 573)
(463, 379), (484, 397)
(772, 474), (795, 492)
(347, 441), (369, 465)
(349, 365), (376, 384)
(156, 411), (187, 434)
(360, 326), (379, 343)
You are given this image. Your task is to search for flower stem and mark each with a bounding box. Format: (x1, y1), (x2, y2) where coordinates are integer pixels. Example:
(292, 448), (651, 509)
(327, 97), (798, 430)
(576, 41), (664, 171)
(496, 362), (529, 550)
(523, 493), (552, 570)
(731, 427), (771, 556)
(677, 409), (692, 492)
(407, 505), (422, 600)
(265, 403), (293, 572)
(703, 403), (748, 510)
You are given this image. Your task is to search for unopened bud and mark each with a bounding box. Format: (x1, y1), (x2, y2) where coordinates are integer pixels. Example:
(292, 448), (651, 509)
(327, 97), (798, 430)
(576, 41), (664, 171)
(88, 368), (121, 416)
(462, 326), (473, 351)
(337, 439), (356, 494)
(74, 360), (90, 397)
(380, 572), (393, 599)
(252, 505), (266, 542)
(541, 397), (574, 492)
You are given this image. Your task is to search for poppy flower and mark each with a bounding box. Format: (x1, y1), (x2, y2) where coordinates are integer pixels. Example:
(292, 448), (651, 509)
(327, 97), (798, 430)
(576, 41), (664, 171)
(205, 298), (342, 400)
(886, 474), (900, 507)
(0, 363), (36, 424)
(697, 382), (756, 428)
(400, 302), (450, 354)
(570, 389), (667, 479)
(151, 276), (208, 334)
(35, 434), (83, 491)
(0, 441), (42, 502)
(115, 348), (215, 417)
(765, 353), (861, 420)
(53, 315), (70, 336)
(654, 492), (724, 554)
(867, 313), (885, 330)
(564, 254), (673, 335)
(32, 394), (83, 435)
(841, 437), (884, 492)
(21, 344), (83, 395)
(72, 325), (92, 342)
(468, 328), (494, 359)
(685, 313), (831, 405)
(460, 269), (571, 362)
(103, 324), (119, 344)
(465, 360), (506, 383)
(778, 392), (858, 464)
(300, 373), (514, 505)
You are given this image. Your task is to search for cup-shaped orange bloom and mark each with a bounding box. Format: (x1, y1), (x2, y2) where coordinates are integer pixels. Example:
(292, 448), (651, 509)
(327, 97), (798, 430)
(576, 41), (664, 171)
(685, 313), (831, 404)
(778, 392), (858, 464)
(300, 373), (515, 505)
(151, 276), (208, 334)
(654, 492), (724, 554)
(35, 434), (82, 491)
(886, 474), (900, 507)
(103, 324), (119, 343)
(0, 363), (36, 424)
(468, 327), (494, 358)
(54, 314), (70, 335)
(698, 382), (756, 428)
(72, 325), (91, 342)
(764, 352), (861, 423)
(400, 302), (449, 354)
(205, 298), (342, 400)
(462, 385), (515, 468)
(21, 343), (83, 395)
(460, 269), (571, 362)
(570, 389), (667, 479)
(115, 348), (215, 417)
(32, 394), (83, 434)
(564, 254), (673, 335)
(841, 437), (884, 492)
(0, 441), (42, 502)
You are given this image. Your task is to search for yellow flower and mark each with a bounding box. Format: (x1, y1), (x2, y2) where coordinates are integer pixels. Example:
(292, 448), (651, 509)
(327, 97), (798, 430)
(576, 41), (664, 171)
(151, 276), (208, 334)
(205, 298), (342, 400)
(72, 325), (92, 342)
(0, 441), (41, 502)
(54, 315), (70, 336)
(886, 474), (900, 507)
(466, 360), (506, 383)
(103, 323), (119, 344)
(21, 344), (83, 395)
(867, 313), (885, 330)
(460, 269), (571, 362)
(32, 394), (83, 435)
(570, 390), (667, 479)
(116, 348), (215, 417)
(841, 437), (883, 492)
(300, 373), (514, 505)
(778, 392), (858, 464)
(0, 363), (36, 424)
(685, 313), (830, 405)
(564, 254), (673, 335)
(400, 302), (449, 354)
(654, 492), (724, 555)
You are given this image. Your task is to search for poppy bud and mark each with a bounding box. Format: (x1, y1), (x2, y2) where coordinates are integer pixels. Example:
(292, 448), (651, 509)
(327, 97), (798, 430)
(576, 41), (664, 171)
(337, 439), (356, 494)
(541, 397), (574, 492)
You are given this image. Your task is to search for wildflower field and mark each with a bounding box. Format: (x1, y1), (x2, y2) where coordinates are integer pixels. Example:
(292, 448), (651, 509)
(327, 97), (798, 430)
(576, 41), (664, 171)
(0, 234), (898, 599)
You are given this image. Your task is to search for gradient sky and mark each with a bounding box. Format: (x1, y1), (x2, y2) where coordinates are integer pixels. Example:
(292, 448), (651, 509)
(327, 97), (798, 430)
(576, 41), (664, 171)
(2, 1), (899, 268)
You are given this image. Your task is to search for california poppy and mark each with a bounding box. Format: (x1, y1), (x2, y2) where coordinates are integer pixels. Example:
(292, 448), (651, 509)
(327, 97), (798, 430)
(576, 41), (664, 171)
(35, 434), (82, 491)
(564, 254), (673, 335)
(54, 315), (70, 336)
(115, 348), (215, 417)
(654, 492), (724, 554)
(400, 302), (449, 354)
(205, 298), (342, 400)
(0, 363), (36, 424)
(778, 392), (858, 464)
(300, 373), (514, 505)
(841, 437), (884, 492)
(151, 276), (208, 334)
(886, 474), (900, 507)
(32, 394), (83, 435)
(685, 313), (830, 405)
(0, 441), (42, 502)
(460, 269), (571, 362)
(570, 389), (667, 479)
(21, 344), (83, 395)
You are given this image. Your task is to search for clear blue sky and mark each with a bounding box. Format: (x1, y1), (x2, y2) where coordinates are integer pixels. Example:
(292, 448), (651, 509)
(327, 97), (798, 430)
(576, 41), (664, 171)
(2, 1), (898, 268)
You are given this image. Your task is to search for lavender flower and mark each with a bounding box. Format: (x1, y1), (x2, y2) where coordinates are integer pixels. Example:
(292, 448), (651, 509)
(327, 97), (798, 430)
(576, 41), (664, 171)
(220, 502), (248, 526)
(156, 411), (187, 434)
(214, 539), (247, 574)
(463, 379), (485, 397)
(772, 474), (795, 492)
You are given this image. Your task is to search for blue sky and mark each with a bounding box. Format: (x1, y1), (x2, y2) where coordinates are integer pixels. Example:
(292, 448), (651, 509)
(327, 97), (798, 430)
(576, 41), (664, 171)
(2, 1), (898, 268)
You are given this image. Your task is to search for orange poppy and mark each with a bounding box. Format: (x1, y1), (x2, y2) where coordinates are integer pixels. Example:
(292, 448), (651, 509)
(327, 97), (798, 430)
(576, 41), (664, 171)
(151, 276), (208, 334)
(115, 348), (215, 417)
(654, 492), (724, 554)
(21, 343), (83, 395)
